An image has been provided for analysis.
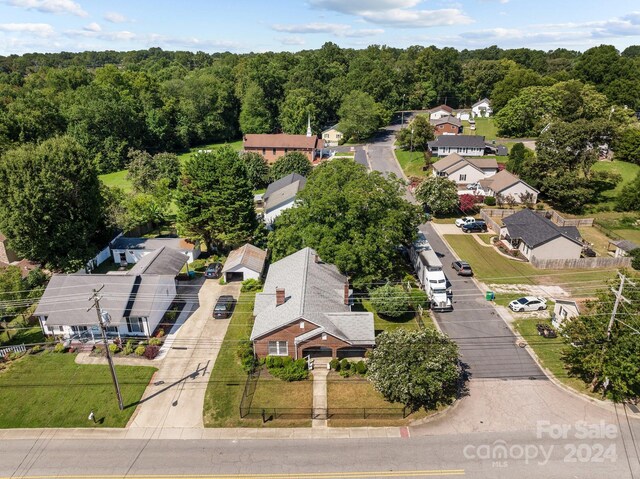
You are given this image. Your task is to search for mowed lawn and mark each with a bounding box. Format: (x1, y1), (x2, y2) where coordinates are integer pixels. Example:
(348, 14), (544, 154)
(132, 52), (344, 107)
(99, 169), (133, 193)
(465, 118), (498, 140)
(444, 234), (616, 293)
(591, 160), (640, 202)
(0, 353), (156, 428)
(395, 149), (429, 177)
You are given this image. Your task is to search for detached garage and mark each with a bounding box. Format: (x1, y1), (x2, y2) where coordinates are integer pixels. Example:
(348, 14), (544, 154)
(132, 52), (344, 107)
(222, 244), (267, 282)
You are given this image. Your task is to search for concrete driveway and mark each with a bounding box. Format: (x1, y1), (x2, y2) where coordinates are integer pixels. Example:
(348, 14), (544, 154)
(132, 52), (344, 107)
(128, 278), (241, 429)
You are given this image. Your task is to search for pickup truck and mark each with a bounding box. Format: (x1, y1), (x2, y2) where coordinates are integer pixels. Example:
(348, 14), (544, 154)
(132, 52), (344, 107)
(455, 216), (476, 228)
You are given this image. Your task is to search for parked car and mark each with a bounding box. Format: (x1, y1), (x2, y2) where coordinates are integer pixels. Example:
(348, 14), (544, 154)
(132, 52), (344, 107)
(451, 261), (473, 276)
(204, 262), (222, 279)
(466, 183), (481, 191)
(455, 216), (476, 228)
(213, 295), (235, 319)
(508, 296), (548, 312)
(462, 221), (488, 233)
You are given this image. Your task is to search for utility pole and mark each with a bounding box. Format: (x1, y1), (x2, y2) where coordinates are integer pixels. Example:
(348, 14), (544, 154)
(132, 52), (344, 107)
(88, 287), (124, 411)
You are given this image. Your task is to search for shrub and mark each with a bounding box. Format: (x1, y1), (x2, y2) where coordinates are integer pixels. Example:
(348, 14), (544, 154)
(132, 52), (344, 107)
(484, 196), (496, 206)
(630, 249), (640, 271)
(156, 328), (165, 338)
(219, 277), (227, 285)
(149, 338), (162, 346)
(330, 358), (340, 371)
(241, 278), (263, 292)
(409, 288), (429, 309)
(340, 358), (350, 371)
(122, 345), (134, 356)
(143, 345), (160, 359)
(29, 345), (42, 354)
(108, 343), (119, 354)
(265, 356), (284, 369)
(339, 368), (351, 378)
(356, 360), (368, 375)
(369, 283), (410, 318)
(269, 358), (308, 381)
(237, 340), (257, 373)
(134, 345), (146, 356)
(53, 342), (66, 353)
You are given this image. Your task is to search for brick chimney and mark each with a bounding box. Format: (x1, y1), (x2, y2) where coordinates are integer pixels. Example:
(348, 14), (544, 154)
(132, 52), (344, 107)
(276, 287), (285, 306)
(343, 282), (350, 306)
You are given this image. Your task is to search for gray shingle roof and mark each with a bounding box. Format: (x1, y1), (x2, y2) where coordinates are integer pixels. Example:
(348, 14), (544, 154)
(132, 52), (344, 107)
(430, 115), (462, 127)
(264, 178), (306, 213)
(613, 240), (640, 252)
(222, 244), (267, 275)
(129, 275), (176, 318)
(502, 209), (583, 249)
(250, 247), (374, 345)
(111, 236), (197, 252)
(428, 135), (487, 149)
(128, 247), (188, 276)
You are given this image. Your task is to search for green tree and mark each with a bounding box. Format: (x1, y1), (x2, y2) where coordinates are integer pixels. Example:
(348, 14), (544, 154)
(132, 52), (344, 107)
(279, 88), (317, 135)
(369, 283), (410, 318)
(614, 128), (640, 164)
(239, 83), (272, 134)
(269, 159), (423, 287)
(561, 274), (640, 401)
(240, 152), (270, 189)
(506, 142), (535, 175)
(415, 176), (459, 216)
(0, 266), (26, 316)
(396, 115), (435, 151)
(616, 172), (640, 211)
(629, 249), (640, 270)
(495, 86), (562, 137)
(491, 65), (547, 112)
(338, 91), (386, 142)
(367, 329), (460, 410)
(126, 150), (181, 192)
(0, 136), (104, 270)
(176, 145), (257, 251)
(270, 151), (312, 181)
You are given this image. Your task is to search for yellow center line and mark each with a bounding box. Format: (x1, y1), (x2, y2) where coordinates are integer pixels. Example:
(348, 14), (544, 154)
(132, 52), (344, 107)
(0, 469), (465, 479)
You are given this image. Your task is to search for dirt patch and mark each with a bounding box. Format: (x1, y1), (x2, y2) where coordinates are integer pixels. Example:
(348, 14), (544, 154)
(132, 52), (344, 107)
(489, 283), (570, 298)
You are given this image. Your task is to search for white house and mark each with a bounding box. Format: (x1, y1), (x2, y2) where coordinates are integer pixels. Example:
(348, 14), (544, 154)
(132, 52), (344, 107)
(428, 135), (487, 157)
(500, 209), (583, 262)
(34, 247), (188, 340)
(428, 104), (454, 120)
(479, 170), (539, 204)
(263, 173), (307, 226)
(552, 299), (581, 329)
(110, 236), (200, 265)
(432, 153), (498, 186)
(472, 98), (493, 118)
(221, 244), (267, 282)
(321, 124), (343, 147)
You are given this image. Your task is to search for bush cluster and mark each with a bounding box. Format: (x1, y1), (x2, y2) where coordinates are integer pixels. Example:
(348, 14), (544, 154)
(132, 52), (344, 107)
(241, 278), (263, 292)
(108, 343), (119, 354)
(237, 340), (257, 373)
(134, 345), (146, 356)
(330, 358), (368, 377)
(53, 342), (66, 353)
(29, 345), (42, 354)
(265, 356), (308, 381)
(143, 345), (160, 359)
(484, 196), (496, 206)
(149, 338), (162, 346)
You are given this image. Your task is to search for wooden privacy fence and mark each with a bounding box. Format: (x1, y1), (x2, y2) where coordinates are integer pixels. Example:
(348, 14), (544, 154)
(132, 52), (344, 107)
(480, 210), (502, 233)
(530, 256), (631, 269)
(480, 208), (594, 228)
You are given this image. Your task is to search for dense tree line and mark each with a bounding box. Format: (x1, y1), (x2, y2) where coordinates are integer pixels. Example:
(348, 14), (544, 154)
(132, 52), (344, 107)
(2, 44), (640, 173)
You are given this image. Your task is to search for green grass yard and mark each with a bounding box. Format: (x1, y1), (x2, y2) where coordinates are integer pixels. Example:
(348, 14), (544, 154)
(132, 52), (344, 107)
(99, 169), (133, 193)
(0, 353), (155, 428)
(444, 235), (616, 294)
(465, 118), (498, 140)
(394, 149), (429, 177)
(359, 299), (420, 333)
(590, 160), (640, 208)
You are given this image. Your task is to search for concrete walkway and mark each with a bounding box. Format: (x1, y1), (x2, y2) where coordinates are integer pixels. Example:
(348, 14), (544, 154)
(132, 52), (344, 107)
(312, 367), (329, 428)
(127, 279), (241, 429)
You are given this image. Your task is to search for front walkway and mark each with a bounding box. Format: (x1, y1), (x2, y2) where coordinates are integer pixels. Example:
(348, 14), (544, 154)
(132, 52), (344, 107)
(312, 364), (329, 428)
(127, 279), (241, 429)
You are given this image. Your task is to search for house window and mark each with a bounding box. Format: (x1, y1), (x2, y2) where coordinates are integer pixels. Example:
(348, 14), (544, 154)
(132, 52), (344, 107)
(127, 317), (145, 334)
(459, 174), (467, 182)
(268, 341), (288, 356)
(262, 148), (266, 155)
(284, 148), (288, 153)
(337, 134), (342, 139)
(322, 334), (327, 341)
(299, 321), (305, 329)
(272, 148), (276, 155)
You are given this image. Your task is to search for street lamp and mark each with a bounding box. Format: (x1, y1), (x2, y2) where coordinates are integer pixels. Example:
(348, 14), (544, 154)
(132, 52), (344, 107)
(410, 128), (414, 153)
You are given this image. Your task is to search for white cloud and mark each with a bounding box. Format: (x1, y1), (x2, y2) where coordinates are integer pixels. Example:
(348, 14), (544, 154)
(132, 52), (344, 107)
(280, 36), (305, 46)
(5, 0), (88, 17)
(309, 0), (472, 28)
(272, 22), (383, 37)
(103, 11), (128, 23)
(83, 22), (101, 32)
(0, 22), (54, 36)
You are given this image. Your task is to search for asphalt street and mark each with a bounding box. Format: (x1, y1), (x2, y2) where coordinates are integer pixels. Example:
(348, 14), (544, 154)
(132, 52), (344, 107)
(420, 223), (544, 380)
(2, 430), (638, 479)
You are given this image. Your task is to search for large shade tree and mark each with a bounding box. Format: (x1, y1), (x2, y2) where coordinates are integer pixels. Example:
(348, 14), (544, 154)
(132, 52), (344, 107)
(269, 159), (423, 287)
(0, 136), (105, 271)
(176, 145), (257, 251)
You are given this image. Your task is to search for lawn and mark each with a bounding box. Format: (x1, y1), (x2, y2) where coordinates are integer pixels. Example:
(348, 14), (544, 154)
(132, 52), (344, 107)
(359, 299), (420, 333)
(99, 169), (133, 193)
(578, 226), (613, 256)
(0, 324), (44, 347)
(394, 149), (429, 177)
(465, 118), (498, 140)
(591, 160), (640, 205)
(0, 353), (156, 427)
(513, 318), (599, 398)
(444, 234), (616, 295)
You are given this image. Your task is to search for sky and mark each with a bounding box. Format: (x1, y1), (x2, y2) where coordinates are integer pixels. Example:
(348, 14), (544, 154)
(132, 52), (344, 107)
(1, 0), (640, 55)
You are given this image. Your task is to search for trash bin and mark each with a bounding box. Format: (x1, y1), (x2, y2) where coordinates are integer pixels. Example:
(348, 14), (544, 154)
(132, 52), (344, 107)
(188, 270), (196, 279)
(485, 291), (495, 301)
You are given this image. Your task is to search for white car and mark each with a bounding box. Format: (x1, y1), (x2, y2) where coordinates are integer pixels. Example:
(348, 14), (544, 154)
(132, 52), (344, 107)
(455, 216), (476, 228)
(508, 296), (548, 312)
(466, 183), (481, 190)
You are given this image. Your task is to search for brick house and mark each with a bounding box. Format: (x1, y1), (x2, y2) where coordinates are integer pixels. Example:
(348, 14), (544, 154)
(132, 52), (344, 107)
(430, 116), (463, 136)
(243, 134), (324, 164)
(250, 247), (374, 359)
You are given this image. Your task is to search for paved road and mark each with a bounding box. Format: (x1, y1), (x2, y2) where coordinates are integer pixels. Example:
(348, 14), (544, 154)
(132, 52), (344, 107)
(2, 428), (639, 478)
(420, 223), (543, 380)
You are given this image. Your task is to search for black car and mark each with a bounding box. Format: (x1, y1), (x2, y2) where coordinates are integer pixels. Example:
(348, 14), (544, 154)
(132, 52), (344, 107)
(451, 260), (473, 276)
(204, 262), (223, 279)
(213, 295), (235, 319)
(462, 221), (488, 233)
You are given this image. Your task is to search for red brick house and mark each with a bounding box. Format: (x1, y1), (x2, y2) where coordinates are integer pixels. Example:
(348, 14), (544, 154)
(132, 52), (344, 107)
(243, 134), (324, 164)
(250, 247), (374, 359)
(431, 116), (463, 136)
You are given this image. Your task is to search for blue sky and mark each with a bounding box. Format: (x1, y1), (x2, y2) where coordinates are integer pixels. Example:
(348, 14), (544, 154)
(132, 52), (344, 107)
(1, 0), (640, 55)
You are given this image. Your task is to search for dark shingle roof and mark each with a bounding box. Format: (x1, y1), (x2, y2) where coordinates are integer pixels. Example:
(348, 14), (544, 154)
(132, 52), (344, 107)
(264, 173), (306, 200)
(502, 209), (583, 249)
(111, 236), (197, 252)
(127, 247), (188, 276)
(428, 135), (486, 149)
